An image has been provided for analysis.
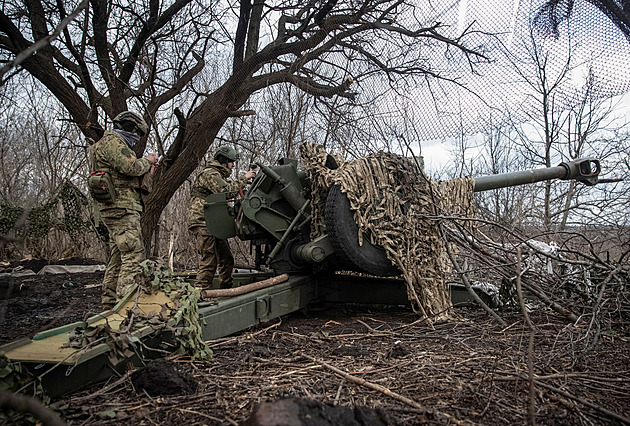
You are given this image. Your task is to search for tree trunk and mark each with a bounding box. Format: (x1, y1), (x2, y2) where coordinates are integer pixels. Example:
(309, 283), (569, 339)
(140, 82), (250, 251)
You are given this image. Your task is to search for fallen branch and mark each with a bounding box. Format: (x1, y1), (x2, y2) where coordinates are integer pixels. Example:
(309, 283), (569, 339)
(442, 224), (506, 327)
(50, 372), (131, 410)
(300, 353), (425, 410)
(0, 390), (64, 426)
(578, 263), (625, 361)
(201, 273), (289, 299)
(534, 380), (630, 425)
(301, 353), (463, 424)
(449, 224), (579, 323)
(516, 248), (536, 426)
(493, 372), (630, 425)
(520, 280), (577, 323)
(207, 318), (282, 348)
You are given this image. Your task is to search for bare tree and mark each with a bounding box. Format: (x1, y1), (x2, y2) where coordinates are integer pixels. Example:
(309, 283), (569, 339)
(0, 78), (87, 205)
(0, 77), (104, 260)
(482, 20), (630, 232)
(0, 0), (487, 249)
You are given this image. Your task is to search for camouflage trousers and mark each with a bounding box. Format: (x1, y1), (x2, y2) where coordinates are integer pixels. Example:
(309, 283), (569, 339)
(190, 226), (234, 289)
(100, 209), (145, 307)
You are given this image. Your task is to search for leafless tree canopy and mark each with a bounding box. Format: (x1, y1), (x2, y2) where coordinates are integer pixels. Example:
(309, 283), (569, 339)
(0, 0), (487, 245)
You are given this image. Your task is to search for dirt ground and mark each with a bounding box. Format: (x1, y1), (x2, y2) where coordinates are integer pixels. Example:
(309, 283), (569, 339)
(1, 268), (629, 425)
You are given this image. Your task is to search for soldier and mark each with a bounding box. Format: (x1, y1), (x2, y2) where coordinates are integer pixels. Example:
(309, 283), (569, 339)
(88, 111), (159, 310)
(188, 146), (256, 289)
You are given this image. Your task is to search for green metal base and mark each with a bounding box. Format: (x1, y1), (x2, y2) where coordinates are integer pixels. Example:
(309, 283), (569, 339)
(23, 332), (174, 398)
(2, 272), (493, 398)
(198, 274), (315, 340)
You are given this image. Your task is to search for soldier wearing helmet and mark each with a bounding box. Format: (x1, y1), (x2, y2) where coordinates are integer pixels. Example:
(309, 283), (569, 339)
(88, 111), (158, 310)
(188, 145), (256, 289)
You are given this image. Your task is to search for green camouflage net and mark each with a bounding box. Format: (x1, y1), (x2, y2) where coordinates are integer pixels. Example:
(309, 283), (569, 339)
(0, 201), (58, 240)
(0, 181), (104, 253)
(58, 183), (93, 235)
(140, 260), (212, 361)
(0, 351), (47, 400)
(64, 261), (211, 363)
(0, 351), (49, 423)
(300, 143), (475, 321)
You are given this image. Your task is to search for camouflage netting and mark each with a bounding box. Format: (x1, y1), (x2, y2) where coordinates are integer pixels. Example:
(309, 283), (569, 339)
(64, 260), (212, 364)
(300, 143), (475, 321)
(0, 200), (58, 240)
(0, 181), (104, 256)
(0, 351), (50, 424)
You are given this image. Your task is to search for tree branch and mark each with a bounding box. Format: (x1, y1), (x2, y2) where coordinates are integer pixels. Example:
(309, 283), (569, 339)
(0, 1), (87, 82)
(147, 51), (205, 115)
(245, 0), (264, 59)
(90, 0), (119, 109)
(119, 0), (195, 84)
(233, 0), (252, 72)
(0, 390), (64, 426)
(162, 107), (187, 169)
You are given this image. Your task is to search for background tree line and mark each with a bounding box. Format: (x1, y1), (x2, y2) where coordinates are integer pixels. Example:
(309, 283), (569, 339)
(0, 0), (628, 274)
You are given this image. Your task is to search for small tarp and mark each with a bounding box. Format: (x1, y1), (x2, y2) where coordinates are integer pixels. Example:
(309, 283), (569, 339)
(37, 264), (105, 274)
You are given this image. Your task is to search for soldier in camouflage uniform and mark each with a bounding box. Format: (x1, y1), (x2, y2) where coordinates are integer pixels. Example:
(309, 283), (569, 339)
(89, 111), (159, 309)
(188, 146), (256, 289)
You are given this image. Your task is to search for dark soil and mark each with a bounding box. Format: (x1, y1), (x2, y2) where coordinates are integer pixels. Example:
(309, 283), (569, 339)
(1, 270), (629, 425)
(242, 398), (392, 425)
(0, 271), (103, 343)
(131, 358), (198, 396)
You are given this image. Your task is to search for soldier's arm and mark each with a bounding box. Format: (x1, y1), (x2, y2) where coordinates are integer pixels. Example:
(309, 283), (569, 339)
(196, 169), (250, 195)
(109, 145), (152, 176)
(232, 173), (252, 190)
(220, 173), (251, 194)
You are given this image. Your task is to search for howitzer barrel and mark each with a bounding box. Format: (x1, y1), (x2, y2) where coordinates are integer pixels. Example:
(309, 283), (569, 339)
(473, 158), (600, 192)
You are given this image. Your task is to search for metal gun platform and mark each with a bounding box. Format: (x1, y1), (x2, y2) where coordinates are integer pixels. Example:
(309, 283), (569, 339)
(1, 271), (491, 398)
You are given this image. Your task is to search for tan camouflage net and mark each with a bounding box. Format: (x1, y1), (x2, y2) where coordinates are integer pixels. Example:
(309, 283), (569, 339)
(300, 143), (475, 321)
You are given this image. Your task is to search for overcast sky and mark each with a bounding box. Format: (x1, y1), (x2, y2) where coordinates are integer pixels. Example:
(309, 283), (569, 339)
(397, 0), (630, 173)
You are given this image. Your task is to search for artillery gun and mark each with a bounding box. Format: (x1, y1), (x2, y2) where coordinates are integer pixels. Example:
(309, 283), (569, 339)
(205, 154), (601, 276)
(1, 153), (602, 398)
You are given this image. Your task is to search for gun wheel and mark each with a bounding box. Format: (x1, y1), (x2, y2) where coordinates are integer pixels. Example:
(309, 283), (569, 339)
(325, 185), (400, 277)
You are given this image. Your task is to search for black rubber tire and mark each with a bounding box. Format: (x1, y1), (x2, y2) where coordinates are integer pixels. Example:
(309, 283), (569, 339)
(325, 185), (400, 276)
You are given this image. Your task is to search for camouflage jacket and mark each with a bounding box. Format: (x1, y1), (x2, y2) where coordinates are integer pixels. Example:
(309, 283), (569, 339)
(187, 159), (249, 230)
(89, 130), (152, 212)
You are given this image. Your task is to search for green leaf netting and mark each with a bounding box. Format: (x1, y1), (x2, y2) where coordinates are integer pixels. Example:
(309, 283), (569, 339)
(0, 181), (105, 254)
(0, 351), (49, 424)
(139, 260), (212, 361)
(64, 260), (212, 364)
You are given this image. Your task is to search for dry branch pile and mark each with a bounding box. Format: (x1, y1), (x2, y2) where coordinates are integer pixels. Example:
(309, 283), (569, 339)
(49, 307), (630, 425)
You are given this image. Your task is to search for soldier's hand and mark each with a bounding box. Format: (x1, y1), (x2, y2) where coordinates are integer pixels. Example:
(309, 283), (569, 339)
(146, 153), (159, 165)
(245, 170), (256, 180)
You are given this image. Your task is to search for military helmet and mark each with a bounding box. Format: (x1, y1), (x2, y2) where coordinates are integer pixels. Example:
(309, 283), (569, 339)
(213, 146), (239, 162)
(113, 111), (148, 136)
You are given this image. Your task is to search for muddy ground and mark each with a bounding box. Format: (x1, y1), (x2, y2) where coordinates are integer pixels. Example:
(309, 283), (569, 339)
(1, 268), (629, 425)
